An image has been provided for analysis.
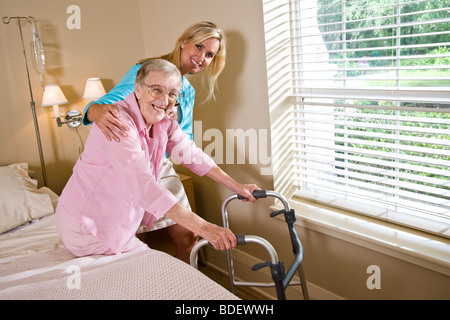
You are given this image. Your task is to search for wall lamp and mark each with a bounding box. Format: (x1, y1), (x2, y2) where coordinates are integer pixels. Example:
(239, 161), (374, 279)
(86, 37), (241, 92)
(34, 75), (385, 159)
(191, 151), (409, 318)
(83, 77), (106, 100)
(42, 84), (81, 127)
(42, 78), (105, 128)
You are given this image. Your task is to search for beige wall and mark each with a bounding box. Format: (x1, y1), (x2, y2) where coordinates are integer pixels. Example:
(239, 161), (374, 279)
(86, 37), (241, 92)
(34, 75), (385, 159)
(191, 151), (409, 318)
(0, 0), (145, 193)
(1, 0), (448, 300)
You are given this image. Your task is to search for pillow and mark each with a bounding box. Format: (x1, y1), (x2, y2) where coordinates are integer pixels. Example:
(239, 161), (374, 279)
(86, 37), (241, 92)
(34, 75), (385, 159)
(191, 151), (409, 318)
(0, 163), (54, 234)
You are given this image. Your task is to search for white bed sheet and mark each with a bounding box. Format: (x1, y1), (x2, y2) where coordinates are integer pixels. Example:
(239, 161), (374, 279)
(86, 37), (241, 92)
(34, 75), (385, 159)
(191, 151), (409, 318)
(0, 183), (62, 267)
(0, 214), (64, 267)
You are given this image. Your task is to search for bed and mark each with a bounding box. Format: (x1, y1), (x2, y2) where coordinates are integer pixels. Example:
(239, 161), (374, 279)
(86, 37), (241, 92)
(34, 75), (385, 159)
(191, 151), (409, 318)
(0, 163), (238, 300)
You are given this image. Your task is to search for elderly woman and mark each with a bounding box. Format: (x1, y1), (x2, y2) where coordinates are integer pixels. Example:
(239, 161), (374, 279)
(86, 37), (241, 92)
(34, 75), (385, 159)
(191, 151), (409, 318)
(56, 59), (259, 257)
(82, 22), (233, 262)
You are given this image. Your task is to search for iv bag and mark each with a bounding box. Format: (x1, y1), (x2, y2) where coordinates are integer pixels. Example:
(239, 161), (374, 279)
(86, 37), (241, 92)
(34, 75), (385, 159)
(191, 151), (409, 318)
(30, 21), (46, 81)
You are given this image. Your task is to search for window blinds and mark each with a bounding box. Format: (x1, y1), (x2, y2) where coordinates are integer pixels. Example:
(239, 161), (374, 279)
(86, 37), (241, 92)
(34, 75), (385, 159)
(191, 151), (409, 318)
(263, 0), (450, 237)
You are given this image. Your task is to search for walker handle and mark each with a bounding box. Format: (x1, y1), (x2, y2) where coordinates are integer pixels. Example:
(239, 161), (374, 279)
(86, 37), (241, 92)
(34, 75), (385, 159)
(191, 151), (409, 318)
(237, 190), (267, 200)
(236, 234), (246, 245)
(196, 234), (246, 248)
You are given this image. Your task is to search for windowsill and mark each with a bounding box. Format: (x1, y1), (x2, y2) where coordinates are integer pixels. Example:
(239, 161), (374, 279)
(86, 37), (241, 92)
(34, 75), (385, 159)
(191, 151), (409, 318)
(276, 198), (450, 276)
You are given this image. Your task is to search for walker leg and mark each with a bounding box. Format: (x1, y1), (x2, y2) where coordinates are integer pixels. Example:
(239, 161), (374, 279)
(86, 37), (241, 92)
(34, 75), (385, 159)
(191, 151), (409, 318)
(297, 265), (309, 300)
(226, 249), (236, 294)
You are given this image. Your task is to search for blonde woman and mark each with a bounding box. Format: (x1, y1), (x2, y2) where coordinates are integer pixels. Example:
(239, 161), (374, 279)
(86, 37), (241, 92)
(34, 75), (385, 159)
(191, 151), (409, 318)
(83, 21), (225, 140)
(82, 22), (233, 263)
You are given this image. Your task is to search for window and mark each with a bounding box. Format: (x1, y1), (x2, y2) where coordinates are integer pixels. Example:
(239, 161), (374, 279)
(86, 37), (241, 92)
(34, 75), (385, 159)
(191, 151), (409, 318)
(263, 0), (450, 237)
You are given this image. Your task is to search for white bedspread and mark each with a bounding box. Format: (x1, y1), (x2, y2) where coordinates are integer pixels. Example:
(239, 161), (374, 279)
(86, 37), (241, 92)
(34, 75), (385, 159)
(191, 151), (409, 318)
(0, 215), (64, 267)
(0, 246), (238, 300)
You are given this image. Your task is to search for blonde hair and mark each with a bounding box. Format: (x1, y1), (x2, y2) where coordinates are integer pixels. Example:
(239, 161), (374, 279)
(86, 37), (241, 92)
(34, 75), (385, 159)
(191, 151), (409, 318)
(139, 21), (226, 102)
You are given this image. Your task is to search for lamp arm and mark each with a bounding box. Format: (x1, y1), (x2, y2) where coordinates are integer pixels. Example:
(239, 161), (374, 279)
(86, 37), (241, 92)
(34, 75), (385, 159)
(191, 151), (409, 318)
(59, 110), (82, 128)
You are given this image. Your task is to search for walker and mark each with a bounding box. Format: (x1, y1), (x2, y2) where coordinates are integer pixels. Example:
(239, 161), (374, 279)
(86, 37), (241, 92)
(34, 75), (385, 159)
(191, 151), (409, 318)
(190, 190), (309, 300)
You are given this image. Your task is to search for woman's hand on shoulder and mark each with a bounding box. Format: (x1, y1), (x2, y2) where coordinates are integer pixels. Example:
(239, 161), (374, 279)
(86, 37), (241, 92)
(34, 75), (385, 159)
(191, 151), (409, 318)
(88, 104), (129, 142)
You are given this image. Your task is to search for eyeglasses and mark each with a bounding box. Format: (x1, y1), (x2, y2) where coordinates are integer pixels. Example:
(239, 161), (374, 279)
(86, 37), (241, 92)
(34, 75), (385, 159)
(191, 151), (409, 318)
(143, 84), (182, 105)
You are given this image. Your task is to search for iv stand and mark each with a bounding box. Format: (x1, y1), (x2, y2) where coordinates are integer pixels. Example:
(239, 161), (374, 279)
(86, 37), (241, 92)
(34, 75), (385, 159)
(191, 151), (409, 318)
(3, 16), (48, 187)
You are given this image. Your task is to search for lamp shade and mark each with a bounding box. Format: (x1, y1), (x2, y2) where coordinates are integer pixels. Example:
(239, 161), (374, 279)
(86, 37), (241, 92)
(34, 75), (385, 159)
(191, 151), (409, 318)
(41, 85), (68, 107)
(83, 78), (106, 100)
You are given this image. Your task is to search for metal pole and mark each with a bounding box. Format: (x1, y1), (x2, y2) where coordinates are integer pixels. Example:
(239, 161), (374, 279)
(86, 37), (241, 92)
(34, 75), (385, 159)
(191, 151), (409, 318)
(4, 16), (47, 186)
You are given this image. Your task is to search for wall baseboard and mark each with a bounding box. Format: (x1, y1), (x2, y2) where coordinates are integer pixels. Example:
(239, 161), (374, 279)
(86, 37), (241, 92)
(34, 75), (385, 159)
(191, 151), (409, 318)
(204, 247), (344, 300)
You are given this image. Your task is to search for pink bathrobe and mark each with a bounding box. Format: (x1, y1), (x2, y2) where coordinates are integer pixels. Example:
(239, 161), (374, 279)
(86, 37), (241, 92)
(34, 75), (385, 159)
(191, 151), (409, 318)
(58, 92), (214, 254)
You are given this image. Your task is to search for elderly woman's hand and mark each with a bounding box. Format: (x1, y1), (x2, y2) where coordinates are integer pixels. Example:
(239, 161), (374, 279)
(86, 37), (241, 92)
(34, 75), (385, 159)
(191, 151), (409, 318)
(165, 203), (237, 251)
(167, 106), (178, 120)
(87, 103), (129, 142)
(233, 184), (260, 202)
(200, 222), (237, 251)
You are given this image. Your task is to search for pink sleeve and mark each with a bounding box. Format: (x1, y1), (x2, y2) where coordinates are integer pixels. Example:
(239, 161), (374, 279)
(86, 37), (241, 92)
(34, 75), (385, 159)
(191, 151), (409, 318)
(166, 121), (215, 176)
